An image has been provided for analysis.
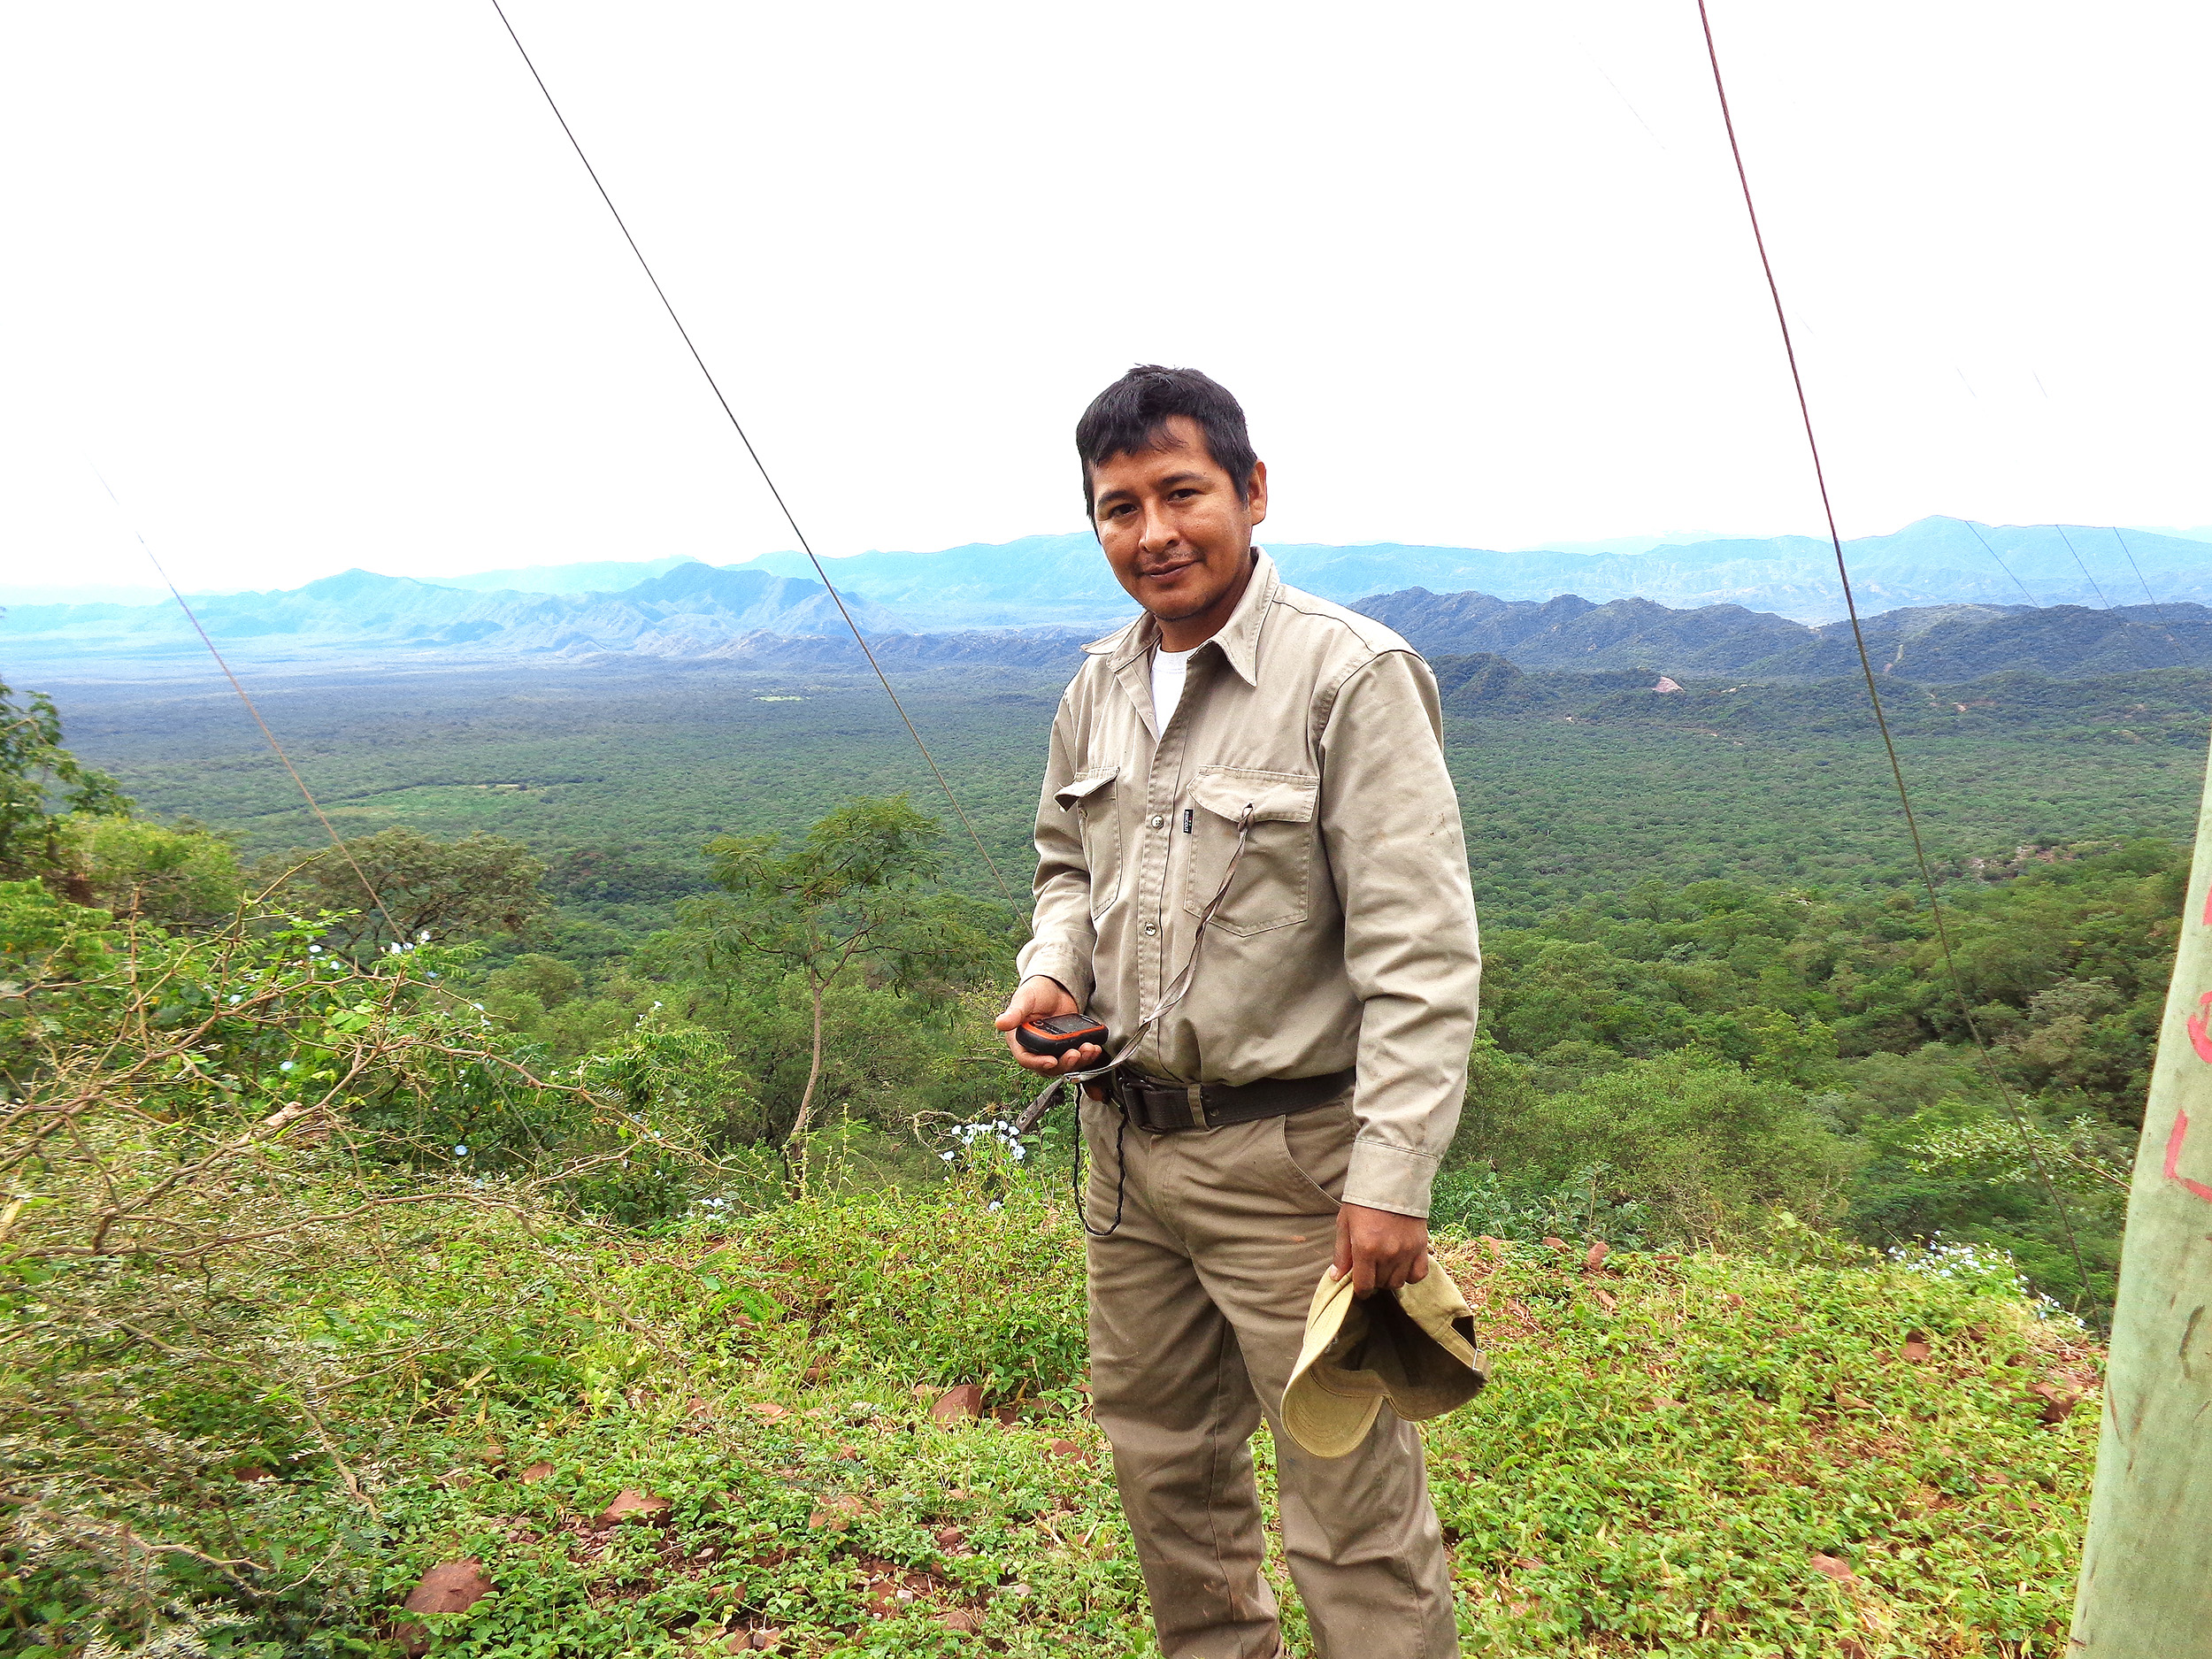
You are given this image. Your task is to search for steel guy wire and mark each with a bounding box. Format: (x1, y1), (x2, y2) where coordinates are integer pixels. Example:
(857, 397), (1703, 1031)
(92, 468), (404, 945)
(486, 0), (1014, 907)
(2108, 526), (2160, 608)
(1962, 519), (2044, 610)
(1692, 0), (2093, 1304)
(2052, 523), (2113, 610)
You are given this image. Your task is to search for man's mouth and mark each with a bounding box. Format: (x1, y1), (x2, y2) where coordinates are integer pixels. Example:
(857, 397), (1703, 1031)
(1138, 560), (1199, 583)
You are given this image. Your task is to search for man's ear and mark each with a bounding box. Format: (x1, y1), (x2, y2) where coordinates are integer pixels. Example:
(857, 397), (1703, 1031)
(1244, 460), (1269, 526)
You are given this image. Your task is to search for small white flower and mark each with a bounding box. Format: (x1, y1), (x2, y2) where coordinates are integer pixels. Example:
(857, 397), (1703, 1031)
(454, 1145), (469, 1156)
(279, 1061), (295, 1071)
(308, 945), (322, 955)
(941, 1150), (956, 1162)
(987, 1201), (1003, 1212)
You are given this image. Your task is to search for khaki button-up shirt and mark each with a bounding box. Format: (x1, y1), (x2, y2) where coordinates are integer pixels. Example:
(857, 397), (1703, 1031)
(1016, 549), (1481, 1217)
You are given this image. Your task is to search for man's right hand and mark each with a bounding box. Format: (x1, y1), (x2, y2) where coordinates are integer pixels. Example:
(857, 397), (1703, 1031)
(995, 976), (1102, 1076)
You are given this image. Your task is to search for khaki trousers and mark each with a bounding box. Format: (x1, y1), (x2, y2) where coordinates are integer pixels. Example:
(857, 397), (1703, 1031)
(1081, 1094), (1460, 1659)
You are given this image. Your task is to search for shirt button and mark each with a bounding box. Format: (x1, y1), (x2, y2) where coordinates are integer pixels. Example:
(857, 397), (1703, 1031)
(1143, 922), (1157, 936)
(1148, 814), (1165, 829)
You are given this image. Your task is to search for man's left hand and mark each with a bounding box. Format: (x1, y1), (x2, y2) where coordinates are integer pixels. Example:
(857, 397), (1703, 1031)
(1333, 1203), (1431, 1297)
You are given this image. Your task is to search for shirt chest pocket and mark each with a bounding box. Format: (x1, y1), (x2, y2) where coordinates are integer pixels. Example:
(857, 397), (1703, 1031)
(1055, 767), (1124, 918)
(1182, 765), (1318, 937)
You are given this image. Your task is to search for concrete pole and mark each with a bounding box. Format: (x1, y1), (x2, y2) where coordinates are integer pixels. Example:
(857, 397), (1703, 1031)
(2070, 747), (2212, 1653)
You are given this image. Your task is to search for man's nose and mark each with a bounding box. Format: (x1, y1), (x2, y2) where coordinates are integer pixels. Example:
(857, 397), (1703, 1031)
(1137, 502), (1179, 556)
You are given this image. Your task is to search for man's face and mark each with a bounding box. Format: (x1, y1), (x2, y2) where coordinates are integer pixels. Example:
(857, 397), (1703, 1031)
(1089, 416), (1269, 628)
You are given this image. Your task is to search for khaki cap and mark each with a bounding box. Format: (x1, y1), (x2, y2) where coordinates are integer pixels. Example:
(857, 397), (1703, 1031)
(1281, 1255), (1488, 1458)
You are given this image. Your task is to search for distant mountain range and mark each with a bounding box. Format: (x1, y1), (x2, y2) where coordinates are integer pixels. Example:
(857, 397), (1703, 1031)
(1349, 591), (2212, 681)
(726, 517), (2210, 627)
(515, 593), (2212, 685)
(6, 516), (2207, 675)
(4, 563), (900, 664)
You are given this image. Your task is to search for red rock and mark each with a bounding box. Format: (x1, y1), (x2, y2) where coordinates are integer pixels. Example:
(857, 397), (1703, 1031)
(1583, 1240), (1610, 1273)
(1045, 1438), (1090, 1465)
(1809, 1552), (1857, 1583)
(686, 1397), (716, 1422)
(2028, 1379), (2084, 1424)
(1900, 1333), (1932, 1363)
(937, 1608), (981, 1632)
(596, 1489), (672, 1527)
(1588, 1286), (1617, 1314)
(395, 1560), (493, 1655)
(403, 1560), (495, 1613)
(934, 1525), (966, 1550)
(518, 1461), (556, 1483)
(931, 1385), (986, 1425)
(864, 1576), (923, 1617)
(1541, 1236), (1571, 1255)
(808, 1494), (868, 1531)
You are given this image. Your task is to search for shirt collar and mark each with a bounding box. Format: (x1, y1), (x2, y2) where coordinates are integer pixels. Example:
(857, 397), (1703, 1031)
(1084, 547), (1276, 688)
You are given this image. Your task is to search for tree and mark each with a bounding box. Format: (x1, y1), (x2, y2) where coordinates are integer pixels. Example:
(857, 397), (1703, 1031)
(257, 826), (549, 955)
(692, 796), (1002, 1152)
(0, 680), (131, 888)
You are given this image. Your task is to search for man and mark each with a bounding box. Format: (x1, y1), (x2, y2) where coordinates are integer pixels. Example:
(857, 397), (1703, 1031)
(994, 365), (1481, 1658)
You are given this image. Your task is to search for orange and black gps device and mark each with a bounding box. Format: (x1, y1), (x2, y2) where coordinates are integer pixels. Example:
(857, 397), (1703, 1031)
(1016, 1011), (1110, 1059)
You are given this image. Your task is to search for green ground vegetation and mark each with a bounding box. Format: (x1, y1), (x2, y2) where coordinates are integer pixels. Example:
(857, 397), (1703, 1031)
(2, 668), (2192, 1655)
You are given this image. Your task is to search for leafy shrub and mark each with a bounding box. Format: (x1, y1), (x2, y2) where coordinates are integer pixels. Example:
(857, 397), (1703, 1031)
(734, 1165), (1088, 1406)
(1466, 1053), (1861, 1243)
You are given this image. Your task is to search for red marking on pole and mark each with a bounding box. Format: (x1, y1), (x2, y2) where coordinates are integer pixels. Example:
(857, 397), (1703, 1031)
(2203, 886), (2212, 927)
(2163, 1107), (2212, 1203)
(2192, 992), (2212, 1064)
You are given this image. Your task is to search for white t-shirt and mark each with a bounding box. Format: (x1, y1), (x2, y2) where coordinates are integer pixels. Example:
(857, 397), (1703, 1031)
(1151, 643), (1197, 730)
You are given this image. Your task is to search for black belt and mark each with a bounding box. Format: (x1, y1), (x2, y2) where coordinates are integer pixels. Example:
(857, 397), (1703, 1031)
(1097, 1067), (1356, 1133)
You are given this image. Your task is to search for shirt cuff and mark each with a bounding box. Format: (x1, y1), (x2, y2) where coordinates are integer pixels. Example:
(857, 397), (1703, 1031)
(1015, 939), (1094, 1009)
(1342, 1139), (1441, 1218)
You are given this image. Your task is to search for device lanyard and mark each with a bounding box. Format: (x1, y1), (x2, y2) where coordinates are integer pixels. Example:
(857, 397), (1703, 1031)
(1015, 803), (1255, 1130)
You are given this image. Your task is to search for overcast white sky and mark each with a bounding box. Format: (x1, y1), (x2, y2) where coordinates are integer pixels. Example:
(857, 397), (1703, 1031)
(4, 1), (2206, 596)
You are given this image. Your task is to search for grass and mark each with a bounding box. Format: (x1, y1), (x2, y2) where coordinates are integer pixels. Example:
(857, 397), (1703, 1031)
(71, 1168), (2097, 1659)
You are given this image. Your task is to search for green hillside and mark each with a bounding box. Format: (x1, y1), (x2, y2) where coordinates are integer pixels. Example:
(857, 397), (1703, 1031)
(45, 659), (2209, 935)
(5, 662), (2190, 1655)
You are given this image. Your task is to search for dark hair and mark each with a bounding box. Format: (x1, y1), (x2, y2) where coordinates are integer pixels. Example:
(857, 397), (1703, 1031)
(1074, 365), (1259, 519)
